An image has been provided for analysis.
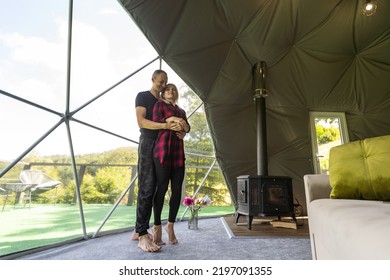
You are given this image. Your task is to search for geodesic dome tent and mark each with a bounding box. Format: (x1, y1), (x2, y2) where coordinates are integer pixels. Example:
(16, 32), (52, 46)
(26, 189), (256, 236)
(118, 0), (390, 212)
(0, 0), (389, 259)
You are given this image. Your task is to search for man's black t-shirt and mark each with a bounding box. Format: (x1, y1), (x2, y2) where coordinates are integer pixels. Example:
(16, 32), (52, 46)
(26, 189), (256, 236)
(135, 91), (159, 139)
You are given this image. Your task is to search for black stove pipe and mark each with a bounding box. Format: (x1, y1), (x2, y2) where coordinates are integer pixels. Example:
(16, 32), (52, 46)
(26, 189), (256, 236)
(253, 61), (268, 176)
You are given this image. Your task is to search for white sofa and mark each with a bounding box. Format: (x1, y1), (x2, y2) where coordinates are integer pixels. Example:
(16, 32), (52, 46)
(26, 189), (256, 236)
(304, 174), (390, 260)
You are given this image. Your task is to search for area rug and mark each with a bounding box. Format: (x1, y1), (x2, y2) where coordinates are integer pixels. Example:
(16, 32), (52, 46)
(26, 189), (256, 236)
(222, 215), (310, 239)
(13, 217), (312, 260)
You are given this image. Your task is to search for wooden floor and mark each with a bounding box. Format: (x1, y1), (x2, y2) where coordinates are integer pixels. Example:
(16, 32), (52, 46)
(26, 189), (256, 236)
(223, 214), (310, 238)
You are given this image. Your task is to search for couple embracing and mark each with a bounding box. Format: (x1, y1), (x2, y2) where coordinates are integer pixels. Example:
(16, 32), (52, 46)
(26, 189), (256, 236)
(132, 70), (190, 252)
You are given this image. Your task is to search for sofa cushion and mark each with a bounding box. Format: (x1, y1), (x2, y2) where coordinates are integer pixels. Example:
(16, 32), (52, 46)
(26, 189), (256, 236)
(308, 199), (390, 259)
(329, 134), (390, 200)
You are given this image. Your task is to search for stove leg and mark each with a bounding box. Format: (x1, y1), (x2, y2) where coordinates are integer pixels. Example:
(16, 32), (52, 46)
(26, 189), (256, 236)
(235, 212), (241, 224)
(292, 213), (297, 223)
(247, 215), (253, 230)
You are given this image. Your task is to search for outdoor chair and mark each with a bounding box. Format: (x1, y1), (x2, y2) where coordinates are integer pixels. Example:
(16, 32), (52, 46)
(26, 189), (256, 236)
(19, 170), (61, 205)
(1, 179), (36, 211)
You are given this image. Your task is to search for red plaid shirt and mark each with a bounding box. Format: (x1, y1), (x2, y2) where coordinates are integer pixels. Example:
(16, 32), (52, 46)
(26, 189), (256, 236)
(153, 99), (189, 168)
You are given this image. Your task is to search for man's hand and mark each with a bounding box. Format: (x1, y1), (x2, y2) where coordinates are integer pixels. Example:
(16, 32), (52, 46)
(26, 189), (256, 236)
(165, 121), (182, 131)
(166, 116), (189, 132)
(166, 116), (182, 123)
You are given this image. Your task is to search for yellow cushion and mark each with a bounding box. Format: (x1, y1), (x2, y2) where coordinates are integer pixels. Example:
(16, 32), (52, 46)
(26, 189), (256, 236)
(329, 135), (390, 200)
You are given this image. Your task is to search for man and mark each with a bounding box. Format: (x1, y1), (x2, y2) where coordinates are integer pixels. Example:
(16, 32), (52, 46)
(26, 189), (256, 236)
(133, 70), (183, 252)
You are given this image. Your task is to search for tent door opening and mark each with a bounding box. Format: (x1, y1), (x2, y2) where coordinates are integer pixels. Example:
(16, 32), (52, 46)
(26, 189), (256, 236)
(309, 112), (349, 174)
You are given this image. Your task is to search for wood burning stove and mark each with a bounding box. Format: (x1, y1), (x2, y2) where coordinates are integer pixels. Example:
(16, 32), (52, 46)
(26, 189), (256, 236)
(235, 62), (295, 229)
(236, 175), (295, 229)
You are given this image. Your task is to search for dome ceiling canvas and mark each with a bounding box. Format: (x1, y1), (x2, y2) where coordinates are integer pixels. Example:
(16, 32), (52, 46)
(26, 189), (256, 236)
(118, 0), (390, 211)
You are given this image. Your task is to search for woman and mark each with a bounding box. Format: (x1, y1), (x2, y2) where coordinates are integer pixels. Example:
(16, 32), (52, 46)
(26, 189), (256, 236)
(152, 83), (190, 245)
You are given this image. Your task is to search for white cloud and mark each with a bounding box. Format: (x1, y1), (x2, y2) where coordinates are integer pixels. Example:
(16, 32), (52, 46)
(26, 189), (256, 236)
(0, 2), (187, 161)
(98, 8), (119, 15)
(4, 31), (66, 73)
(0, 15), (139, 159)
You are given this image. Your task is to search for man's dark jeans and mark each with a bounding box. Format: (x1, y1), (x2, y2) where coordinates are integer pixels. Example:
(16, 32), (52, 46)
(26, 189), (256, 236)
(135, 136), (156, 236)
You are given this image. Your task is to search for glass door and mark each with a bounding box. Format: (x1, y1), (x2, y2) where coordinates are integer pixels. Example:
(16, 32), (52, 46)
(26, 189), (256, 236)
(309, 112), (350, 174)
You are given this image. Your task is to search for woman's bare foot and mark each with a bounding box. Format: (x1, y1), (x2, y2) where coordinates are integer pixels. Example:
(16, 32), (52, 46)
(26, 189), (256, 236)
(152, 225), (165, 245)
(131, 230), (139, 240)
(165, 222), (178, 244)
(131, 230), (153, 241)
(138, 235), (161, 252)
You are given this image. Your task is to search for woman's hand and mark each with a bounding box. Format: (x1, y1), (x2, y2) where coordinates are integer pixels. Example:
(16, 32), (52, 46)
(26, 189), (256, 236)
(166, 117), (189, 132)
(176, 131), (186, 139)
(165, 121), (182, 131)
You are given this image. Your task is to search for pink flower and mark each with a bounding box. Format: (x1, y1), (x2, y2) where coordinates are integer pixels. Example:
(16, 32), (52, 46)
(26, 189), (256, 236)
(183, 196), (195, 207)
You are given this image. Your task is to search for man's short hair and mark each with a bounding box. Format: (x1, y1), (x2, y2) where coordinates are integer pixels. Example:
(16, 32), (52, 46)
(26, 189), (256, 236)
(152, 69), (167, 79)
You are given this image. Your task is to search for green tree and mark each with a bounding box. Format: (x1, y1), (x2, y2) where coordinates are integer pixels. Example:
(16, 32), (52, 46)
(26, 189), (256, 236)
(315, 117), (341, 144)
(316, 125), (340, 144)
(19, 147), (138, 205)
(179, 86), (231, 205)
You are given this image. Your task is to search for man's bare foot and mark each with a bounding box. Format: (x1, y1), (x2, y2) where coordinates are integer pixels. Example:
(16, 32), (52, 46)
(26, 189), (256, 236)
(165, 222), (178, 244)
(152, 225), (165, 245)
(138, 235), (161, 252)
(131, 230), (152, 241)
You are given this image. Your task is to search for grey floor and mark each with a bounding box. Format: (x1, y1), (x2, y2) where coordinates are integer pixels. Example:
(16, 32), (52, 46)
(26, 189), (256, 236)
(15, 217), (312, 260)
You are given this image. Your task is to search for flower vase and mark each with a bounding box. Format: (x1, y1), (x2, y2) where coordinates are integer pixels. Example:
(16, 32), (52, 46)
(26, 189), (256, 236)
(188, 211), (199, 230)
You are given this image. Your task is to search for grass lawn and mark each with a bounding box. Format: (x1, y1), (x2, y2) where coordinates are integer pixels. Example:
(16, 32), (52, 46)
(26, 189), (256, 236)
(0, 204), (234, 257)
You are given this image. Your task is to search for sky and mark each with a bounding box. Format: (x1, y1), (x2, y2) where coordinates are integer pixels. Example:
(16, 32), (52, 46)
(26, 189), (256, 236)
(0, 0), (186, 161)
